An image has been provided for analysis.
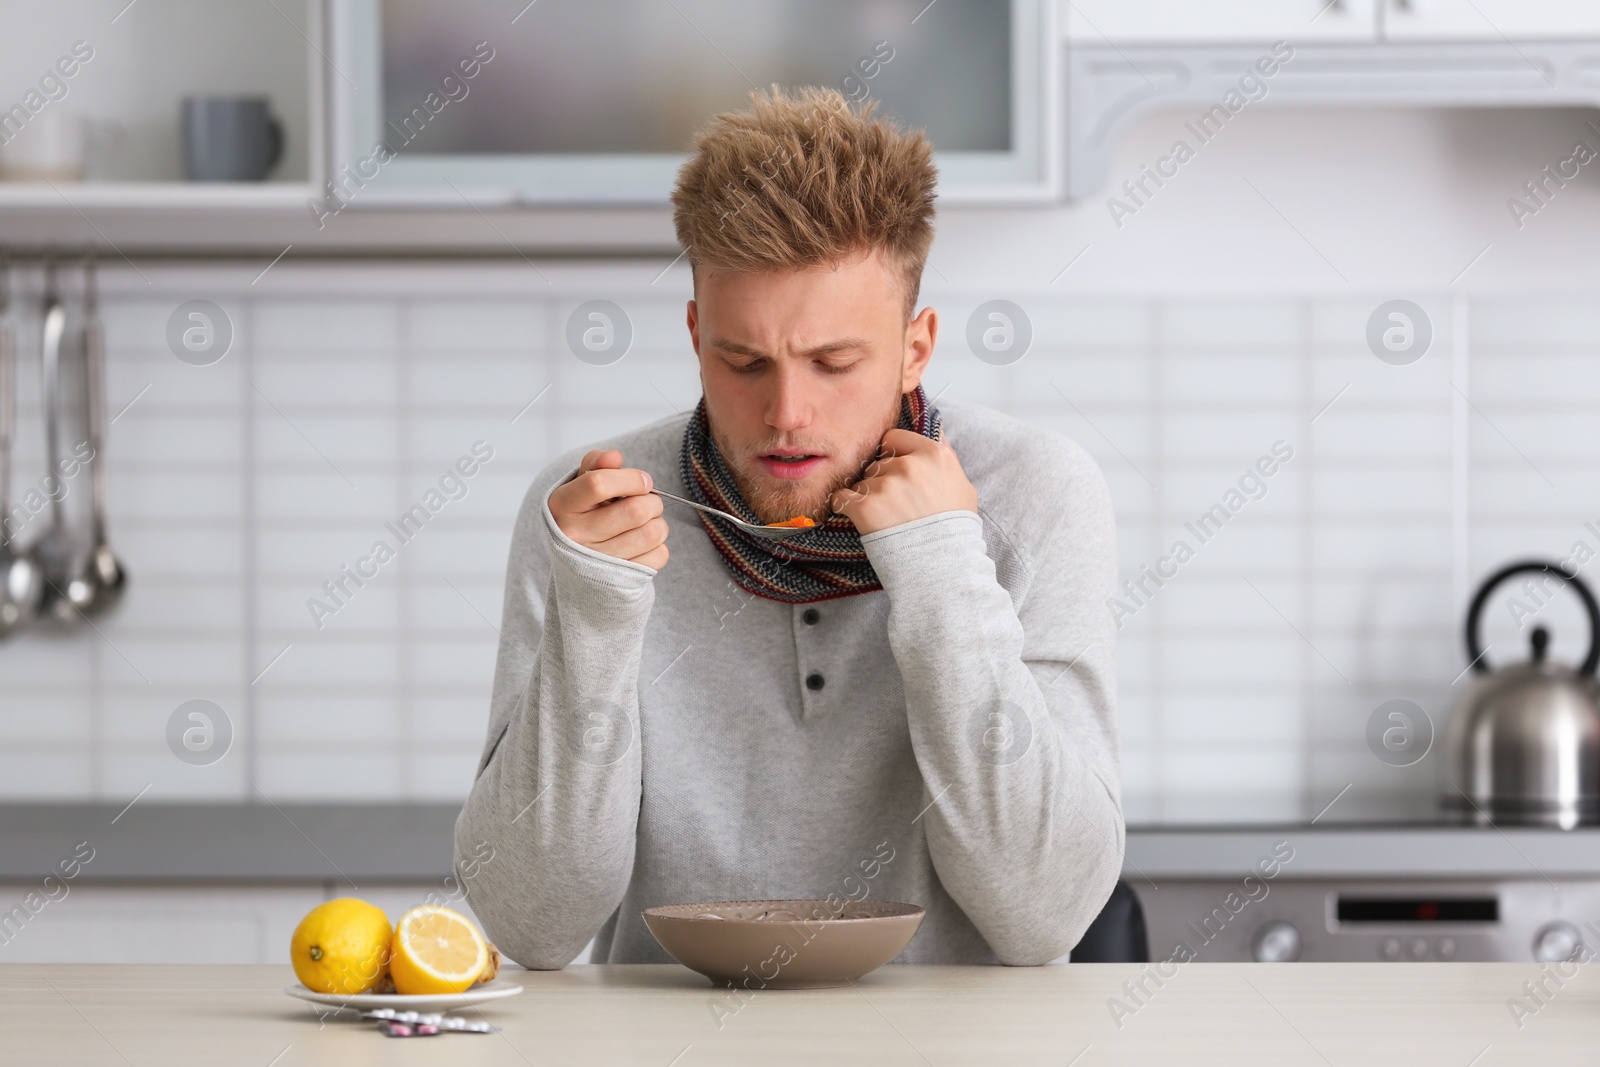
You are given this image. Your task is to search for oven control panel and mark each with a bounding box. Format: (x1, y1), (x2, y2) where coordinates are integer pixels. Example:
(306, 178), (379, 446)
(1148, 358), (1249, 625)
(1133, 880), (1600, 963)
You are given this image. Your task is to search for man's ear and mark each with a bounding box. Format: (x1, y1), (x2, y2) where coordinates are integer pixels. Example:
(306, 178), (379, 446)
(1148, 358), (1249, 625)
(686, 299), (699, 355)
(901, 305), (936, 392)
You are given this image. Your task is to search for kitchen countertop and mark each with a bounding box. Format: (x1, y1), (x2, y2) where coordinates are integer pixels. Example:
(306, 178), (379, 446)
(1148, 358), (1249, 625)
(6, 803), (1600, 883)
(4, 962), (1591, 1064)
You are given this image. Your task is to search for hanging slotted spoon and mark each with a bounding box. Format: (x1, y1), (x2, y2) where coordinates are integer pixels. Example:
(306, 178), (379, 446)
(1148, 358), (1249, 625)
(33, 257), (78, 623)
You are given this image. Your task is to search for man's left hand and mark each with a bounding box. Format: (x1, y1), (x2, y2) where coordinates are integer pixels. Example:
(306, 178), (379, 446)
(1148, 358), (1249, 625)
(829, 428), (979, 536)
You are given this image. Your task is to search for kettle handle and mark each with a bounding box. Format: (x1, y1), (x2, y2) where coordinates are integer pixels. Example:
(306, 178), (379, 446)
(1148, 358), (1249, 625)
(1465, 559), (1600, 677)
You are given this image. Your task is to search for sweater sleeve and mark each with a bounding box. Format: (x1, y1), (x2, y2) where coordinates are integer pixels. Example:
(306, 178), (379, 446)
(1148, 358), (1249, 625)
(453, 458), (658, 969)
(858, 446), (1123, 965)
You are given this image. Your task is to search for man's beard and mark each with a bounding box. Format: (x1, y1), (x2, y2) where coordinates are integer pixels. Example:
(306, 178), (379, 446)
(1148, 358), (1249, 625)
(711, 389), (903, 526)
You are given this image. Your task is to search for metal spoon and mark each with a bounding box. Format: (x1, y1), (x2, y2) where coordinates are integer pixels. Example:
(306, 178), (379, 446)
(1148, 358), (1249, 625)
(33, 256), (79, 623)
(0, 253), (43, 637)
(61, 253), (125, 619)
(650, 487), (820, 541)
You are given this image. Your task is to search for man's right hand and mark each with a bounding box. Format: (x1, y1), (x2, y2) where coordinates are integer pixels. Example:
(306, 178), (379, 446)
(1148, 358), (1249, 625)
(548, 449), (670, 570)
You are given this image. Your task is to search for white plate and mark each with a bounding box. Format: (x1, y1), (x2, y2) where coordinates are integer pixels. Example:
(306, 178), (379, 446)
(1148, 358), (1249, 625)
(284, 979), (525, 1013)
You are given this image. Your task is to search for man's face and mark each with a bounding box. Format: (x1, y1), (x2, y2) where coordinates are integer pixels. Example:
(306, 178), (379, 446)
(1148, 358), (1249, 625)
(687, 246), (936, 526)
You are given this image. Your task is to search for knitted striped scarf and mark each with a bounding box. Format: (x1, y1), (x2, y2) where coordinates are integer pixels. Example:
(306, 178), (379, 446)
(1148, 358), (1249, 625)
(679, 384), (943, 604)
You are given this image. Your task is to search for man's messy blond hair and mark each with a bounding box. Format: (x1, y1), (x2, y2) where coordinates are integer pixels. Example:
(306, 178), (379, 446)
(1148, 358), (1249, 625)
(671, 84), (937, 324)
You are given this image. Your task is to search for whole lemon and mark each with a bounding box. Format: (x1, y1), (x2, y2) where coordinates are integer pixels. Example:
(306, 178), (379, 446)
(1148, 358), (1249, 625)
(290, 898), (393, 995)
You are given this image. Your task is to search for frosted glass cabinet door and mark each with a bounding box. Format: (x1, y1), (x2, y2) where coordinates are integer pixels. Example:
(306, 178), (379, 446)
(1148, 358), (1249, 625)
(1063, 0), (1379, 43)
(1382, 0), (1600, 40)
(332, 0), (1057, 203)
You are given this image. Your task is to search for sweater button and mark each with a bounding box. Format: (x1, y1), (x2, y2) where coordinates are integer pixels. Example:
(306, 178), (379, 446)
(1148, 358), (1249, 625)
(802, 608), (820, 625)
(805, 672), (825, 691)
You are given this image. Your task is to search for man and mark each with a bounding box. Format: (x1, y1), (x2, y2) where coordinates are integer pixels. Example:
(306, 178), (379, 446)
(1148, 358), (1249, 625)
(456, 85), (1123, 969)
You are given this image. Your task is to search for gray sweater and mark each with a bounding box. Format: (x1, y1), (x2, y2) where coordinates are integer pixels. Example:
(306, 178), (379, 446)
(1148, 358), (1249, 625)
(455, 398), (1124, 967)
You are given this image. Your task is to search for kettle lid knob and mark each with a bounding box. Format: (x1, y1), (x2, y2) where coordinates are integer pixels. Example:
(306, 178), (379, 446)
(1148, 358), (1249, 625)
(1531, 626), (1550, 663)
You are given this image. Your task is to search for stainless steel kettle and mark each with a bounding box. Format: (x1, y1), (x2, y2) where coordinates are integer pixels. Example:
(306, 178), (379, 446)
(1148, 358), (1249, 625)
(1441, 560), (1600, 829)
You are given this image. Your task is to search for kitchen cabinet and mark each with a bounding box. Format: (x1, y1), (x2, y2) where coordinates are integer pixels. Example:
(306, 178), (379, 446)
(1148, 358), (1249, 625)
(8, 1), (1600, 242)
(1063, 0), (1380, 43)
(1063, 0), (1600, 43)
(327, 0), (1057, 206)
(1065, 35), (1600, 197)
(0, 0), (320, 211)
(1383, 0), (1600, 41)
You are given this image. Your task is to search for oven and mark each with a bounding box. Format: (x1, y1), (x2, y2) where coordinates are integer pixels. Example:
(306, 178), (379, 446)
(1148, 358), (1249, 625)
(1135, 878), (1599, 963)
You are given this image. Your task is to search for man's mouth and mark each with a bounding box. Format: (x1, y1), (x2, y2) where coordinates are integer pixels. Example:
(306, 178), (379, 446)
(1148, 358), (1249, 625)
(758, 452), (826, 479)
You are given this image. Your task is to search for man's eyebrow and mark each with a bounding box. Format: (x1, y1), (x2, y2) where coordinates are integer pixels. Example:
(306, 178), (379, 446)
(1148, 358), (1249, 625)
(708, 336), (870, 359)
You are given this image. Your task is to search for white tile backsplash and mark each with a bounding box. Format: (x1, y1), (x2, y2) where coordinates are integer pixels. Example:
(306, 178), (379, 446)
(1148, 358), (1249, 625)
(1, 264), (1596, 826)
(0, 883), (502, 965)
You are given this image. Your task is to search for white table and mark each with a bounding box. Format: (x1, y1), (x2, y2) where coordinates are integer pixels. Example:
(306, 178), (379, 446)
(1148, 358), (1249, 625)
(2, 962), (1593, 1064)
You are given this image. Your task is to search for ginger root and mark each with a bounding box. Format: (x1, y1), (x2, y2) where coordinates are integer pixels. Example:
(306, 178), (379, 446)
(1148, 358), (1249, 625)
(474, 942), (501, 986)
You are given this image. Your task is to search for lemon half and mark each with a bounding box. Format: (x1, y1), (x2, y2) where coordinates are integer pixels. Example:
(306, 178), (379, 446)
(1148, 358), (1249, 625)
(389, 905), (489, 995)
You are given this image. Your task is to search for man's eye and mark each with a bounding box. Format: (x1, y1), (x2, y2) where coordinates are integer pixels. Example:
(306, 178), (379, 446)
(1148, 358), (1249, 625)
(820, 362), (856, 375)
(729, 360), (762, 374)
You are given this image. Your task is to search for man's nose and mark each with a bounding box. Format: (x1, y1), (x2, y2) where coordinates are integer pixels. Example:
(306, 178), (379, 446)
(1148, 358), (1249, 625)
(765, 365), (813, 432)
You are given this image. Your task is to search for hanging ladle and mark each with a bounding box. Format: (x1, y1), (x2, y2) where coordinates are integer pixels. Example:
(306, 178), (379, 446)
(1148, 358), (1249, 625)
(0, 251), (43, 636)
(61, 253), (126, 619)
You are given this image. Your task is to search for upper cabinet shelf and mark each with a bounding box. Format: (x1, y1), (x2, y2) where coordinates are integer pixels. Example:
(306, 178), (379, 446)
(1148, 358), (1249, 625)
(0, 183), (315, 211)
